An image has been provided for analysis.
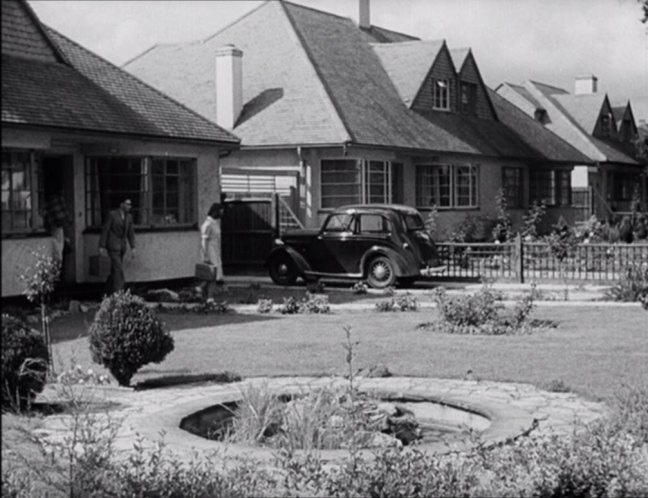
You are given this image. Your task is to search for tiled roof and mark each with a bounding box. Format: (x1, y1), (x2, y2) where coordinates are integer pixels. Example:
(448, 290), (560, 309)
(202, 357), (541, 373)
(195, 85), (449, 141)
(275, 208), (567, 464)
(125, 0), (583, 161)
(359, 24), (419, 44)
(553, 93), (606, 135)
(488, 89), (591, 163)
(371, 40), (445, 106)
(498, 80), (637, 165)
(1, 0), (238, 145)
(125, 1), (348, 146)
(1, 0), (62, 62)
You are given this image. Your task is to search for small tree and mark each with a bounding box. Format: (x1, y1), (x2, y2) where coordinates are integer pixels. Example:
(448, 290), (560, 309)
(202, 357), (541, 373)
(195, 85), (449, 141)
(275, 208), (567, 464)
(492, 189), (513, 242)
(18, 251), (61, 374)
(520, 200), (546, 240)
(89, 290), (174, 386)
(545, 218), (579, 300)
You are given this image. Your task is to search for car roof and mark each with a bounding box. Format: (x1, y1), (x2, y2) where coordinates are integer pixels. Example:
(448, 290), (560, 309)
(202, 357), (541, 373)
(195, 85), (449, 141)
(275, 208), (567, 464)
(336, 204), (421, 215)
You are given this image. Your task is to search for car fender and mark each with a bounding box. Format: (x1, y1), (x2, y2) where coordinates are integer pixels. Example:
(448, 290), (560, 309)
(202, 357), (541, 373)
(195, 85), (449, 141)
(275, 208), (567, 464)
(267, 246), (311, 274)
(360, 246), (414, 277)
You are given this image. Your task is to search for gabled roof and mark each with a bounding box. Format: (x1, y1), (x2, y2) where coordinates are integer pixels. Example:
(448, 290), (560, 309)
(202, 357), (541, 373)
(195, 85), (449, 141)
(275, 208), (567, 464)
(488, 89), (591, 164)
(371, 40), (445, 106)
(498, 80), (637, 165)
(553, 93), (608, 135)
(449, 48), (470, 71)
(1, 0), (238, 145)
(124, 0), (584, 162)
(359, 24), (419, 44)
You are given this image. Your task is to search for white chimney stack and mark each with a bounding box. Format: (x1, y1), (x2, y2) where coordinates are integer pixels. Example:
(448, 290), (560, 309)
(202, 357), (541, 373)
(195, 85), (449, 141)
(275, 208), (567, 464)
(215, 44), (243, 130)
(359, 0), (370, 28)
(574, 75), (598, 96)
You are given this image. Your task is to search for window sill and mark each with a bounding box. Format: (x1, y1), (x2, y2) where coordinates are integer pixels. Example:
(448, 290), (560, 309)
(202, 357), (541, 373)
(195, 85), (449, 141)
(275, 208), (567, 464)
(1, 231), (50, 240)
(416, 206), (480, 212)
(83, 224), (198, 235)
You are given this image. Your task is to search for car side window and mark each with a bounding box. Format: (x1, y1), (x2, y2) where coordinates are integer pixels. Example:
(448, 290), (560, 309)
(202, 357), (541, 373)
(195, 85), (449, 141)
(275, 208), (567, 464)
(323, 213), (354, 232)
(358, 214), (390, 234)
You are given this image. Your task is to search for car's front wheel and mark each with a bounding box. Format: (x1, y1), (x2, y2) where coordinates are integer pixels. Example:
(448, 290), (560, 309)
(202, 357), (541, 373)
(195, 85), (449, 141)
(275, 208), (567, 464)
(269, 256), (298, 286)
(366, 256), (396, 289)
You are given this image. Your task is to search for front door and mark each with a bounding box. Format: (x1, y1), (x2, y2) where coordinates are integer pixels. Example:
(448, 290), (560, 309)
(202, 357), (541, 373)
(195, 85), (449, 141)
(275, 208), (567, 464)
(41, 154), (75, 283)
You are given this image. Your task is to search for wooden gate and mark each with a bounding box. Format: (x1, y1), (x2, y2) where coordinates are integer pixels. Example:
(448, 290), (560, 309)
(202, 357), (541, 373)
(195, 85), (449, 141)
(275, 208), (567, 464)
(221, 197), (277, 270)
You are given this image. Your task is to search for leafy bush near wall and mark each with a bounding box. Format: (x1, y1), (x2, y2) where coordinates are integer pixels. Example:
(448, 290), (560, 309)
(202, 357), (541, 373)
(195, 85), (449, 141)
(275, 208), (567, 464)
(606, 264), (648, 303)
(279, 293), (330, 314)
(88, 290), (174, 386)
(375, 294), (418, 312)
(1, 314), (49, 411)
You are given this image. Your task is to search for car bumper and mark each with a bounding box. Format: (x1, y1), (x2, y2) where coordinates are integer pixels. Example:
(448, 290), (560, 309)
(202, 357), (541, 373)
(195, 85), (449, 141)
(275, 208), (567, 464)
(420, 265), (446, 277)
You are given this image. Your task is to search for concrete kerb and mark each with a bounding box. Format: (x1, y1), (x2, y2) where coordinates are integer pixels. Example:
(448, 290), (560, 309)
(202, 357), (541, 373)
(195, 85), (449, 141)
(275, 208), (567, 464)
(35, 376), (607, 467)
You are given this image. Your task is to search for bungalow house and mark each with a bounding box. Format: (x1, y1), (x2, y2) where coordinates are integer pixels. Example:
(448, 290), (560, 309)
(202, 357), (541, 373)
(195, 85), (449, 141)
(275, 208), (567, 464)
(1, 0), (239, 297)
(124, 0), (589, 254)
(497, 76), (644, 219)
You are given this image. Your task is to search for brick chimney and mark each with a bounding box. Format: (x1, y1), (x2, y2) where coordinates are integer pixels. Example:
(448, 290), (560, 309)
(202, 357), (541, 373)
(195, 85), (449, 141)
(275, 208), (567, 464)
(215, 44), (243, 130)
(574, 75), (598, 95)
(359, 0), (370, 28)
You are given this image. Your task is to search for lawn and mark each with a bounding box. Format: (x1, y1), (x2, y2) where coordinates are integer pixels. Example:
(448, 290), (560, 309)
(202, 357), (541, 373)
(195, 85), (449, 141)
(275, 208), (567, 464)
(49, 304), (647, 403)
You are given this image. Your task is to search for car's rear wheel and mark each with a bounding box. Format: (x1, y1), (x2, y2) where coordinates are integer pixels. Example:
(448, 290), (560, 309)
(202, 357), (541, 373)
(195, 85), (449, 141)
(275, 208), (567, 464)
(366, 256), (396, 289)
(269, 256), (298, 286)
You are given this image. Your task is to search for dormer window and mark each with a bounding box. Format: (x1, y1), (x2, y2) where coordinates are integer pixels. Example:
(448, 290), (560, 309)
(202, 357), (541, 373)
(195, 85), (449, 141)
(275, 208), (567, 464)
(460, 82), (476, 115)
(600, 113), (612, 136)
(433, 79), (450, 110)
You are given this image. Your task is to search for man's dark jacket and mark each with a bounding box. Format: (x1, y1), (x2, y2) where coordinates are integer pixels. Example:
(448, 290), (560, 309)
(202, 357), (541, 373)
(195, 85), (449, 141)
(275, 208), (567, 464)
(99, 209), (135, 253)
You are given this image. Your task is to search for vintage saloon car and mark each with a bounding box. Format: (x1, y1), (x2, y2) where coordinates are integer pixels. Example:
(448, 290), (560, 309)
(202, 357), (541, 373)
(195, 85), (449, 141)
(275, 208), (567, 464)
(267, 204), (445, 289)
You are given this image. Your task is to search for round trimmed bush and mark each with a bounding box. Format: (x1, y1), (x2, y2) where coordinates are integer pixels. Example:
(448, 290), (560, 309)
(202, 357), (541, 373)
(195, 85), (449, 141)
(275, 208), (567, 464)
(89, 290), (174, 386)
(1, 314), (49, 411)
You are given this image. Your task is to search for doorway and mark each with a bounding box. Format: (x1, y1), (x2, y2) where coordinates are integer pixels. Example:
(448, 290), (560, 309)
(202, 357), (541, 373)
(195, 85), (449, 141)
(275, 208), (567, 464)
(41, 154), (75, 283)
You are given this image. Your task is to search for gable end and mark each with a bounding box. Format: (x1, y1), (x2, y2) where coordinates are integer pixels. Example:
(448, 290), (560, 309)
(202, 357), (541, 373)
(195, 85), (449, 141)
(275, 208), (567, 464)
(412, 43), (456, 113)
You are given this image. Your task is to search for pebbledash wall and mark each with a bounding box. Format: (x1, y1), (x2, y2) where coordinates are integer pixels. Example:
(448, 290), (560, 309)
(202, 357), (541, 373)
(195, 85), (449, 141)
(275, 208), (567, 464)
(1, 127), (222, 297)
(222, 146), (577, 239)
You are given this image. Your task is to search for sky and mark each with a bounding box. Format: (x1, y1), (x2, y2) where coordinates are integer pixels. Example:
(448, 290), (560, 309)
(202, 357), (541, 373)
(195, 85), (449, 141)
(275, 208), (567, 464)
(29, 0), (648, 120)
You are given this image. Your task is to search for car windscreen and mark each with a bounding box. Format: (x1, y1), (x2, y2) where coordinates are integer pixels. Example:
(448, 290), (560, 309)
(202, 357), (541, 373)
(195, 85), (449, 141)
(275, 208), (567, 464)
(403, 213), (425, 231)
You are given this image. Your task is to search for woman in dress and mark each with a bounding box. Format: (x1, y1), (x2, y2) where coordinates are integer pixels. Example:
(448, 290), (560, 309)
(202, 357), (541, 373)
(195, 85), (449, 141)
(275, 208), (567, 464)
(200, 203), (224, 298)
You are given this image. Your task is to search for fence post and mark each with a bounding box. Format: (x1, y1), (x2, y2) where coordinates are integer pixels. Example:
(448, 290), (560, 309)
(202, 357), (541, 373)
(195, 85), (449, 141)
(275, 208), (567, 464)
(515, 234), (524, 284)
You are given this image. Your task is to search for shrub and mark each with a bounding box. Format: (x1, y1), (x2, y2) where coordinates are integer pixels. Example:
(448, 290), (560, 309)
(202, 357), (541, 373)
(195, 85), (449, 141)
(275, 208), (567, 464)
(424, 286), (541, 335)
(520, 200), (546, 239)
(1, 314), (49, 411)
(279, 293), (330, 314)
(375, 294), (418, 312)
(257, 299), (273, 314)
(88, 290), (174, 386)
(352, 281), (369, 294)
(492, 189), (513, 242)
(605, 264), (648, 302)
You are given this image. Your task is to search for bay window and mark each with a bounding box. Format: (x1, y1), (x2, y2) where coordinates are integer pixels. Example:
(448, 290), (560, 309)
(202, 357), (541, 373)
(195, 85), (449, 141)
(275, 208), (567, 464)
(1, 149), (43, 233)
(416, 164), (479, 209)
(85, 156), (196, 228)
(530, 169), (571, 206)
(320, 159), (400, 209)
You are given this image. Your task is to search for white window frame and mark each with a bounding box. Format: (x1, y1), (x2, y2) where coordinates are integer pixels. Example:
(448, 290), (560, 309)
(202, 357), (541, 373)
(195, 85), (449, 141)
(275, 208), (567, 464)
(320, 158), (396, 210)
(416, 164), (479, 209)
(1, 148), (43, 234)
(433, 78), (450, 110)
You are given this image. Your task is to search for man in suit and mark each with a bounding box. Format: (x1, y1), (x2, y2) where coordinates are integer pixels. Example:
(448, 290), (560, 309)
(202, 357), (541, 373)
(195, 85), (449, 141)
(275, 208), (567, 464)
(99, 198), (136, 294)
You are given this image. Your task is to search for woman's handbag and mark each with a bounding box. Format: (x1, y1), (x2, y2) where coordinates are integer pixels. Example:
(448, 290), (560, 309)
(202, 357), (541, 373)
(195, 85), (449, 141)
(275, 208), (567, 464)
(195, 262), (217, 281)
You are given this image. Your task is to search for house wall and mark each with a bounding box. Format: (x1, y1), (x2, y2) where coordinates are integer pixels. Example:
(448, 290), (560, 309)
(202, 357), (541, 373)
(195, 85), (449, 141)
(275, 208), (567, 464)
(1, 126), (221, 296)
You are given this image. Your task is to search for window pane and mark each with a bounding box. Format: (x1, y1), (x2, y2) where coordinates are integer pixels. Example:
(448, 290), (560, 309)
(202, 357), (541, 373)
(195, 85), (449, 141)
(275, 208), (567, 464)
(321, 159), (361, 208)
(323, 213), (354, 231)
(359, 214), (387, 233)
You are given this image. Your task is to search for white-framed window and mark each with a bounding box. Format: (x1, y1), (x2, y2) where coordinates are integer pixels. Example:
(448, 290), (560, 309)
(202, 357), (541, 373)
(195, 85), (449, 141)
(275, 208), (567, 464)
(415, 164), (479, 209)
(85, 156), (196, 228)
(1, 149), (44, 233)
(530, 169), (571, 207)
(600, 113), (612, 136)
(320, 159), (398, 209)
(433, 79), (450, 110)
(502, 167), (523, 208)
(460, 81), (477, 115)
